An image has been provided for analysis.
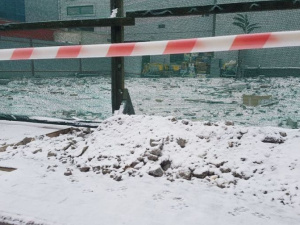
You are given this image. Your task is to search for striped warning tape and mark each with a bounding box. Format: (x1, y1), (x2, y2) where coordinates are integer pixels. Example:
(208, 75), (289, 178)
(0, 30), (300, 61)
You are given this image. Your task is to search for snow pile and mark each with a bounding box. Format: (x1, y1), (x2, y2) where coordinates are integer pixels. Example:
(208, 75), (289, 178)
(1, 115), (300, 209)
(110, 8), (118, 18)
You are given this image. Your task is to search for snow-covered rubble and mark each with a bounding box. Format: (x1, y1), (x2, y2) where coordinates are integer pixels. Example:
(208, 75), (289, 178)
(1, 77), (300, 127)
(1, 115), (300, 209)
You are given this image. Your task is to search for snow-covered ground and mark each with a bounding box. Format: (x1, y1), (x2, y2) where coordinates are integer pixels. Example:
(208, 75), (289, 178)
(1, 77), (300, 127)
(0, 115), (299, 225)
(0, 121), (68, 146)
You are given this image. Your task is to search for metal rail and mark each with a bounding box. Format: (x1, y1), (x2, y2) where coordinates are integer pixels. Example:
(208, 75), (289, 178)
(1, 0), (300, 123)
(126, 0), (300, 18)
(0, 17), (135, 31)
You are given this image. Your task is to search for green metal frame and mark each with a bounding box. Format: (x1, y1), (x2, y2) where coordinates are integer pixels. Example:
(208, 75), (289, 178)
(126, 0), (300, 18)
(1, 0), (299, 126)
(0, 17), (135, 30)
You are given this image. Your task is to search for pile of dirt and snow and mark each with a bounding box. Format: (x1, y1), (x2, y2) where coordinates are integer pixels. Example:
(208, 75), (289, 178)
(1, 115), (300, 208)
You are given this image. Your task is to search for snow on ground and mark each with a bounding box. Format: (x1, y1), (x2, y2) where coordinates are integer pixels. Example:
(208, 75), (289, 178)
(0, 115), (300, 225)
(2, 77), (300, 126)
(0, 121), (68, 146)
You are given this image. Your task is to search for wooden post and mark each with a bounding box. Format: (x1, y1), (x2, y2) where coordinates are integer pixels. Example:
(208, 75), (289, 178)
(111, 0), (125, 113)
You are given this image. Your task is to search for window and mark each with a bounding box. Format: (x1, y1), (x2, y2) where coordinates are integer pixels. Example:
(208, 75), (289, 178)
(67, 5), (94, 16)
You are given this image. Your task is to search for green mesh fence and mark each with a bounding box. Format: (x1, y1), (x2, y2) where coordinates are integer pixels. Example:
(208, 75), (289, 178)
(0, 0), (299, 128)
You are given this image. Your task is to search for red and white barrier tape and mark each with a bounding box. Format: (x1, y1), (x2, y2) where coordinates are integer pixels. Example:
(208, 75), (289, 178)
(0, 30), (300, 61)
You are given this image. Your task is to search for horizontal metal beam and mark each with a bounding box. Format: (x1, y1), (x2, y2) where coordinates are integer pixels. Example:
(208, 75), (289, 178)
(0, 114), (99, 128)
(126, 0), (300, 18)
(0, 17), (135, 31)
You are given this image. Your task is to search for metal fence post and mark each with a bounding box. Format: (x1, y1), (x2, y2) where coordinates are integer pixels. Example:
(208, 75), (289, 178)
(29, 39), (35, 77)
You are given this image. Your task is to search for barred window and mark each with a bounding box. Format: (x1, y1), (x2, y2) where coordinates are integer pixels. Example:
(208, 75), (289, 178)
(67, 5), (94, 16)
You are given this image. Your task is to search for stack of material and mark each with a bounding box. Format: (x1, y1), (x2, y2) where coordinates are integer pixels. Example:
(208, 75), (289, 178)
(209, 58), (221, 77)
(243, 94), (272, 106)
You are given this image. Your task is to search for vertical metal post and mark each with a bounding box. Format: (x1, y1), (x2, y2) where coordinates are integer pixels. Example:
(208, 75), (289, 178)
(79, 59), (82, 74)
(29, 39), (35, 77)
(211, 0), (217, 75)
(212, 0), (217, 37)
(110, 0), (125, 113)
(79, 41), (83, 74)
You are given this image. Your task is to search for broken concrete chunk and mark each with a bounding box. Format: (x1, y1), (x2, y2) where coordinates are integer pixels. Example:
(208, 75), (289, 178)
(77, 146), (89, 157)
(232, 171), (250, 180)
(177, 138), (187, 148)
(150, 139), (161, 147)
(0, 145), (9, 152)
(148, 166), (164, 177)
(130, 160), (140, 168)
(64, 171), (72, 176)
(209, 175), (219, 181)
(262, 137), (284, 144)
(178, 169), (192, 180)
(137, 157), (144, 162)
(149, 148), (162, 157)
(113, 163), (120, 169)
(134, 162), (144, 170)
(210, 161), (227, 168)
(193, 168), (215, 179)
(228, 141), (240, 148)
(225, 121), (234, 126)
(279, 132), (287, 137)
(220, 168), (231, 173)
(63, 143), (72, 151)
(160, 160), (171, 171)
(16, 137), (35, 146)
(47, 151), (57, 157)
(33, 149), (42, 154)
(114, 175), (122, 182)
(181, 119), (189, 125)
(170, 117), (177, 122)
(102, 168), (112, 175)
(83, 128), (92, 134)
(76, 132), (85, 138)
(80, 167), (90, 172)
(147, 154), (159, 161)
(93, 166), (101, 172)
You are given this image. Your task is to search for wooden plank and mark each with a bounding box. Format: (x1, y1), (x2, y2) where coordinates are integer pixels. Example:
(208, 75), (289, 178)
(0, 166), (17, 172)
(45, 128), (72, 138)
(0, 145), (8, 152)
(0, 137), (35, 152)
(45, 127), (82, 138)
(126, 1), (300, 18)
(0, 128), (80, 153)
(0, 17), (135, 31)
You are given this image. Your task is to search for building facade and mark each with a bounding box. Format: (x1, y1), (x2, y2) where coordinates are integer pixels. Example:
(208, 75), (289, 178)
(25, 0), (59, 22)
(59, 0), (110, 20)
(0, 0), (25, 22)
(1, 0), (300, 76)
